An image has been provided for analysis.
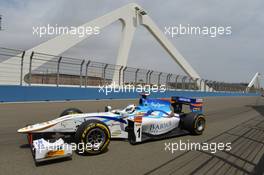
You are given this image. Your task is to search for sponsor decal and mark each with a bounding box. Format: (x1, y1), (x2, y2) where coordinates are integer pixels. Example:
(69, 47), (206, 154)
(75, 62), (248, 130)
(136, 112), (145, 116)
(46, 150), (65, 157)
(179, 98), (191, 102)
(149, 121), (173, 134)
(134, 116), (143, 123)
(111, 130), (121, 136)
(145, 102), (166, 108)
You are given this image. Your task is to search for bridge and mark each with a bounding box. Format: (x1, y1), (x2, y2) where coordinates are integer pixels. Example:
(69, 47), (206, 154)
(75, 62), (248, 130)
(0, 3), (261, 98)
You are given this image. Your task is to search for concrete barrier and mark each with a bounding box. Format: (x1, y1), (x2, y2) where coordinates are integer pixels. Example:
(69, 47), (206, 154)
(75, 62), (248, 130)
(0, 85), (260, 102)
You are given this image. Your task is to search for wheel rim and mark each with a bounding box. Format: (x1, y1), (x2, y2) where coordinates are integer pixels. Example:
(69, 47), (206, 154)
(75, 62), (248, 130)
(86, 128), (106, 149)
(196, 118), (205, 131)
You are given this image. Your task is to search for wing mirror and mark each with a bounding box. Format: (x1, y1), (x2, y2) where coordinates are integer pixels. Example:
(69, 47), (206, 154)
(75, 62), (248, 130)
(105, 106), (112, 112)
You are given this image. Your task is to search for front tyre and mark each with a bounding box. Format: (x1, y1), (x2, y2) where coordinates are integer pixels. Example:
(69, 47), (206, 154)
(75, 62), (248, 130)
(181, 113), (206, 135)
(126, 120), (137, 145)
(75, 120), (110, 155)
(60, 108), (83, 117)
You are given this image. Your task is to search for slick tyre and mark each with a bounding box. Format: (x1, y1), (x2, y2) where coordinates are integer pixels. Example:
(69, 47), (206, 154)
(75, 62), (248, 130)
(181, 113), (206, 135)
(60, 108), (83, 117)
(75, 120), (110, 155)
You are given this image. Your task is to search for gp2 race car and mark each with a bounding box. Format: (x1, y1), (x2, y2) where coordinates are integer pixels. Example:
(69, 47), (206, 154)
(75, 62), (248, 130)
(18, 95), (206, 163)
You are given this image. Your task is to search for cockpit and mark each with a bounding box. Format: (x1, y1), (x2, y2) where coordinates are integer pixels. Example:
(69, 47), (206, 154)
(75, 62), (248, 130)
(109, 104), (136, 115)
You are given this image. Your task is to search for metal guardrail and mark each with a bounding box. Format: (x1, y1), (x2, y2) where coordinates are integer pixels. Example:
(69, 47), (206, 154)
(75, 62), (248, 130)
(0, 47), (259, 93)
(0, 47), (25, 85)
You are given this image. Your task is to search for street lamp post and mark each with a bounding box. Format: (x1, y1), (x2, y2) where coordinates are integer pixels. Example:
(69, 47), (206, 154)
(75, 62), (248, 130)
(0, 15), (2, 31)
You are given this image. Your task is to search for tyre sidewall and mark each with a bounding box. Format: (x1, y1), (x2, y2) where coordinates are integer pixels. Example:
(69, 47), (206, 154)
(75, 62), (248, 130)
(75, 120), (110, 155)
(181, 113), (206, 135)
(193, 115), (206, 135)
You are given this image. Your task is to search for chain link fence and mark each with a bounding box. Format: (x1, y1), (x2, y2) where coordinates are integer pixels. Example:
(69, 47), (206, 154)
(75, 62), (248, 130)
(0, 47), (259, 93)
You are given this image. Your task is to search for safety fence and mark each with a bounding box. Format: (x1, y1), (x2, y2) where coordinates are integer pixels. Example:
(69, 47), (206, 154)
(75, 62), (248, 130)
(0, 47), (259, 93)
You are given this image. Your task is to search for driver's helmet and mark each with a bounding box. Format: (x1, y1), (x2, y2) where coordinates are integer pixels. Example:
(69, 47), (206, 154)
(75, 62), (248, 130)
(124, 104), (136, 114)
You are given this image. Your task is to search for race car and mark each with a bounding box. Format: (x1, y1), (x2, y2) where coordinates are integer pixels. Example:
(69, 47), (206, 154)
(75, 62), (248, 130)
(18, 95), (206, 162)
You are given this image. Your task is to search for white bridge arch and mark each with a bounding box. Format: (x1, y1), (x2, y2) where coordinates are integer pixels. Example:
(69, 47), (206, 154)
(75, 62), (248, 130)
(247, 72), (262, 91)
(0, 3), (208, 89)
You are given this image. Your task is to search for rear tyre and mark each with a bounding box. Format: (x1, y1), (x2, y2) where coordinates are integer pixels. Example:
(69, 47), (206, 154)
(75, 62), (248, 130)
(180, 113), (206, 135)
(60, 108), (83, 117)
(75, 120), (110, 155)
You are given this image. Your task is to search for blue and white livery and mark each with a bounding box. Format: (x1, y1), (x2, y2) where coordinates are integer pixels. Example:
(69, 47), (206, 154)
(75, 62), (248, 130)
(18, 95), (206, 163)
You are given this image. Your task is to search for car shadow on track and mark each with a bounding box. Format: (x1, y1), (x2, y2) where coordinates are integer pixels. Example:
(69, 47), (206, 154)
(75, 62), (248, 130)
(19, 144), (30, 148)
(144, 115), (264, 175)
(250, 105), (264, 117)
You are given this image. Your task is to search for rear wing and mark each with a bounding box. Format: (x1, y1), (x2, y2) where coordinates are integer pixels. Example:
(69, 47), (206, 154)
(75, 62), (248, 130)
(171, 96), (203, 114)
(139, 94), (203, 114)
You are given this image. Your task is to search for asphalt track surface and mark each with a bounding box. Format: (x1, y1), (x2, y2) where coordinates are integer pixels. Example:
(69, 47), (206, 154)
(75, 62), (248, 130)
(0, 96), (264, 175)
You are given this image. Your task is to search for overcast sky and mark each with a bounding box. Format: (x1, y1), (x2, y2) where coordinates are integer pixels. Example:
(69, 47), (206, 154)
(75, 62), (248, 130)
(0, 0), (263, 86)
